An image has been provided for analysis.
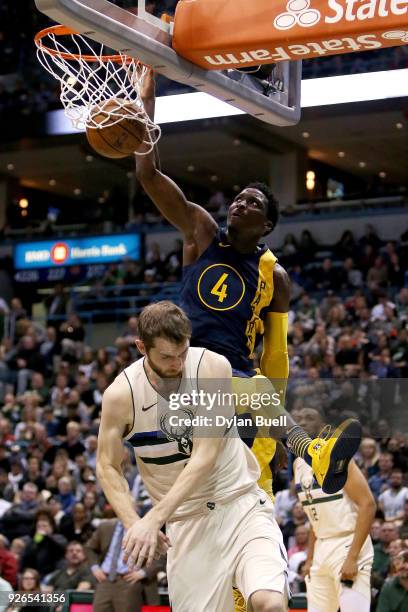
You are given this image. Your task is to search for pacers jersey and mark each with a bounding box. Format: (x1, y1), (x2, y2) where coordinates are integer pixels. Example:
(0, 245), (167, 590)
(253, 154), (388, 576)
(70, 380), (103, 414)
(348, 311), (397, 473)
(294, 459), (358, 539)
(181, 229), (277, 375)
(122, 348), (260, 521)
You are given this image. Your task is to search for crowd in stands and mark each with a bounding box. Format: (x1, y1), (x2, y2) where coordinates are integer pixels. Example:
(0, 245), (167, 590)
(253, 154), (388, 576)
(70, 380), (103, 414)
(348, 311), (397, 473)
(0, 219), (406, 607)
(0, 1), (407, 119)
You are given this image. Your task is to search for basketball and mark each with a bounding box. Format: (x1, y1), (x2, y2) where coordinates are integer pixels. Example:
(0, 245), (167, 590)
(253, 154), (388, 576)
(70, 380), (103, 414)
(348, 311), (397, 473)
(86, 98), (147, 159)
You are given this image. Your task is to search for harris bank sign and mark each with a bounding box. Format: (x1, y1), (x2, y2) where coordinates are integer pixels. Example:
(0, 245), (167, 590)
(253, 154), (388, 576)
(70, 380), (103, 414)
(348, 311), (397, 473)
(14, 234), (141, 270)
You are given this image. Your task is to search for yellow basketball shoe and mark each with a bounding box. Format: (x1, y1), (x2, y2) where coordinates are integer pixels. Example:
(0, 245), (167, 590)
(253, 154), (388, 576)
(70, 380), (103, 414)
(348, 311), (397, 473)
(307, 419), (362, 494)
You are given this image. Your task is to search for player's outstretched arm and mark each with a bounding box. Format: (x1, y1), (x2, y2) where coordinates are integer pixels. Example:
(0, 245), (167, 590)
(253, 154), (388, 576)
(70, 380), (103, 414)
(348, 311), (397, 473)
(135, 70), (217, 246)
(341, 460), (376, 582)
(96, 378), (141, 528)
(261, 264), (290, 389)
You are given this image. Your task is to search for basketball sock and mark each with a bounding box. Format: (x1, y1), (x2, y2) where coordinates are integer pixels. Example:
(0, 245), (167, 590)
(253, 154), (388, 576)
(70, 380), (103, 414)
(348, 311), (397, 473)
(286, 426), (313, 466)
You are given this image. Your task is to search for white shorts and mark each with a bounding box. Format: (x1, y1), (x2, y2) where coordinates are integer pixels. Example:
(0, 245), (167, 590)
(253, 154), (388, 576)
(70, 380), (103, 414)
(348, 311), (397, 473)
(166, 488), (288, 612)
(307, 534), (373, 612)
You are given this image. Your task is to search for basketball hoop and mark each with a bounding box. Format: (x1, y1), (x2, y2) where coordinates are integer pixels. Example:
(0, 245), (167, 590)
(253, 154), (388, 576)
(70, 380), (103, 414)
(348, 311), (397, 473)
(35, 25), (161, 154)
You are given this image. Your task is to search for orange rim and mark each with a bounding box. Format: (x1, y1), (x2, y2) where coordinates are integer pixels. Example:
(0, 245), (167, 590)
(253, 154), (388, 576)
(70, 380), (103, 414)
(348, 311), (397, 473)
(34, 24), (138, 65)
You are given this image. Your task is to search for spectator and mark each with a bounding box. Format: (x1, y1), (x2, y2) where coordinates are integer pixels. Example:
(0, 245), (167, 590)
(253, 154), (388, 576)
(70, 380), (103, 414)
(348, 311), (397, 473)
(282, 233), (298, 258)
(42, 407), (61, 439)
(315, 258), (340, 291)
(20, 508), (67, 577)
(0, 482), (39, 540)
(85, 517), (162, 610)
(357, 437), (380, 478)
(376, 549), (408, 611)
(45, 541), (95, 591)
(367, 256), (389, 291)
(16, 568), (49, 612)
(131, 473), (152, 518)
(6, 336), (45, 395)
(299, 229), (317, 261)
(60, 422), (85, 460)
(282, 501), (309, 550)
(59, 314), (85, 362)
(369, 453), (394, 498)
(145, 242), (165, 277)
(336, 230), (356, 258)
(50, 373), (71, 406)
(29, 372), (49, 406)
(287, 524), (310, 559)
(341, 257), (364, 289)
(274, 479), (297, 526)
(44, 284), (69, 328)
(20, 457), (46, 492)
(0, 467), (14, 504)
(56, 476), (76, 514)
(83, 435), (98, 470)
(400, 500), (408, 540)
(379, 469), (408, 522)
(372, 294), (396, 322)
(10, 538), (27, 564)
(39, 326), (58, 371)
(59, 503), (94, 544)
(0, 538), (18, 588)
(372, 522), (399, 585)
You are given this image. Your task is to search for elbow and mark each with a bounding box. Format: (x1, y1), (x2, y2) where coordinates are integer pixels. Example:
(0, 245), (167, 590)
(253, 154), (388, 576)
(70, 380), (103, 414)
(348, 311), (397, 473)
(195, 452), (218, 475)
(362, 498), (377, 520)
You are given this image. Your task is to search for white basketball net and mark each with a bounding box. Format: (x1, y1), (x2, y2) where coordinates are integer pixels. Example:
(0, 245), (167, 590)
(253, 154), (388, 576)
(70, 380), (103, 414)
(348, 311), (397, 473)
(35, 28), (161, 155)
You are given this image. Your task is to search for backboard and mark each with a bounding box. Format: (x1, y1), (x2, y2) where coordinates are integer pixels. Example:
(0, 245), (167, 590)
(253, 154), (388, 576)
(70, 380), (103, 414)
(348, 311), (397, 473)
(34, 0), (301, 127)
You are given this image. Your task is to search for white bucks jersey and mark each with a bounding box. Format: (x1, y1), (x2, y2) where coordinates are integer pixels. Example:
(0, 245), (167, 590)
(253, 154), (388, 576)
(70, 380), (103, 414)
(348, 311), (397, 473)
(123, 348), (260, 521)
(294, 459), (358, 539)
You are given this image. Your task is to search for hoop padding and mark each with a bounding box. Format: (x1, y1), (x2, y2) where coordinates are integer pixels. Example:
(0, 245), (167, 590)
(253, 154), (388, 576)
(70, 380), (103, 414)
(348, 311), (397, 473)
(35, 26), (161, 155)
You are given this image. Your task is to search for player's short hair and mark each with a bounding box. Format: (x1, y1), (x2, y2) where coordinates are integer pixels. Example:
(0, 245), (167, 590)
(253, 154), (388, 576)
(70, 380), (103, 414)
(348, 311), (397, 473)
(138, 301), (192, 349)
(246, 182), (280, 230)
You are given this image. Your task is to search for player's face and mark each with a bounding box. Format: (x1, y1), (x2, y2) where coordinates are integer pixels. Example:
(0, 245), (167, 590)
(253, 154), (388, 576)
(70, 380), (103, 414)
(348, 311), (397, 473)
(146, 338), (189, 379)
(227, 188), (271, 237)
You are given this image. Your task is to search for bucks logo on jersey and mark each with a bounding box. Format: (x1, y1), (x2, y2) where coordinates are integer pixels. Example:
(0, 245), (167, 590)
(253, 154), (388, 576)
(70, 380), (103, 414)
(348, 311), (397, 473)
(160, 408), (194, 456)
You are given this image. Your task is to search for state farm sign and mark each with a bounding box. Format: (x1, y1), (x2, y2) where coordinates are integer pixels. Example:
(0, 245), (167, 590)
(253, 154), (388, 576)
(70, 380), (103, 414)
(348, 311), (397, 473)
(173, 0), (408, 67)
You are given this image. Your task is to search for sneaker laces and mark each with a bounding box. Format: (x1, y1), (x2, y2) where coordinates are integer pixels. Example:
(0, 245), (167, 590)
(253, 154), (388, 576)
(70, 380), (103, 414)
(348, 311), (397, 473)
(316, 424), (332, 442)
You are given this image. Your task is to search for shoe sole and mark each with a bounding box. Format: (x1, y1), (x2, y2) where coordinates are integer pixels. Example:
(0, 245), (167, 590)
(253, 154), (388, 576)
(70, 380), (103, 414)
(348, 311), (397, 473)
(321, 420), (362, 494)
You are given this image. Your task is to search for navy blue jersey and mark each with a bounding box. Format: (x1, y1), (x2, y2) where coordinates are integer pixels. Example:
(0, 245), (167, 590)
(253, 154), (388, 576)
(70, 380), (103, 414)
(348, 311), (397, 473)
(180, 229), (277, 374)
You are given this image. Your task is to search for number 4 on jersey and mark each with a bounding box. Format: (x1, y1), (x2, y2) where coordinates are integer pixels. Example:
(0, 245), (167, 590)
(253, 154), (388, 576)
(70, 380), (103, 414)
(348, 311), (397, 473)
(211, 273), (229, 303)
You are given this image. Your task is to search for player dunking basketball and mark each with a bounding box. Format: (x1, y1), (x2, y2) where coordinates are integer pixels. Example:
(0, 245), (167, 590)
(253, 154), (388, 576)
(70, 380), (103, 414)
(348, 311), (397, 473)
(135, 71), (362, 611)
(98, 302), (289, 612)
